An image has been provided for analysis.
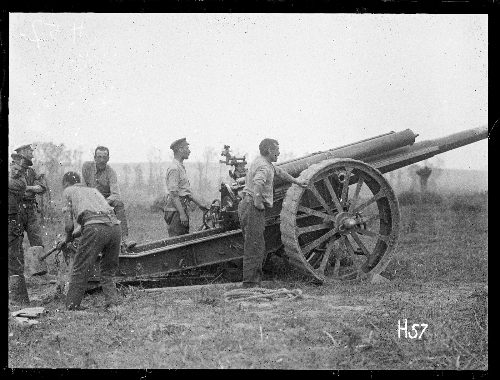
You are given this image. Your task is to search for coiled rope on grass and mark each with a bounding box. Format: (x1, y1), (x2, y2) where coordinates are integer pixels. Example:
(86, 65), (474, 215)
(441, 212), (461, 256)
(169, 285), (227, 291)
(224, 287), (303, 303)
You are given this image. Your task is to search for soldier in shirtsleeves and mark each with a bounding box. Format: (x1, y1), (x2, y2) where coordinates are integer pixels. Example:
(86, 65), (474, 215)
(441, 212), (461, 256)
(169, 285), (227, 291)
(238, 138), (309, 288)
(8, 157), (32, 304)
(61, 171), (122, 310)
(164, 138), (210, 236)
(12, 144), (48, 256)
(82, 146), (137, 250)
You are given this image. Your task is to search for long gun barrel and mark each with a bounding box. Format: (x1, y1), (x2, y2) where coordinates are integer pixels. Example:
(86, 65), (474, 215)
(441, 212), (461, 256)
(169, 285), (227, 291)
(366, 125), (488, 174)
(253, 125), (487, 187)
(273, 129), (417, 186)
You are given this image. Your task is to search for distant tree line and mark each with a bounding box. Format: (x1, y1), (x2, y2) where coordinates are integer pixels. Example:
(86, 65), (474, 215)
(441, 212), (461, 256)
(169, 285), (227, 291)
(29, 141), (449, 224)
(31, 142), (83, 223)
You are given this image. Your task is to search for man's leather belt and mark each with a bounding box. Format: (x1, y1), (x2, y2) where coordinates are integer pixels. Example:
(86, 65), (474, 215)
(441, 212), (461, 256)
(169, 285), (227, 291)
(164, 195), (191, 212)
(80, 210), (116, 225)
(176, 195), (191, 209)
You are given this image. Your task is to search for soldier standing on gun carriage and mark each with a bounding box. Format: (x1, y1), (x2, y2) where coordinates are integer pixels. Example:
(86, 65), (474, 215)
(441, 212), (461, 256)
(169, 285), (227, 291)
(8, 157), (32, 304)
(238, 139), (309, 288)
(164, 138), (210, 236)
(12, 144), (48, 256)
(82, 146), (137, 250)
(60, 172), (123, 310)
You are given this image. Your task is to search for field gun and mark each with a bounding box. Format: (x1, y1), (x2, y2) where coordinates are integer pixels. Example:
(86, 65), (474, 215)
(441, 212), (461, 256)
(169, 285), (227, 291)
(95, 126), (488, 285)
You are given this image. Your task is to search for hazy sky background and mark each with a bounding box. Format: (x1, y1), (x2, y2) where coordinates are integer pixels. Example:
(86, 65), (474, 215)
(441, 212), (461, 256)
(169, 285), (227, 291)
(9, 13), (488, 170)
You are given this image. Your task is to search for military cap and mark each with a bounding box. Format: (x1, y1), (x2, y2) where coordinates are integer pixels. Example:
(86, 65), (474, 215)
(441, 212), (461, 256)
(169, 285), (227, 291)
(170, 138), (188, 151)
(14, 144), (33, 152)
(11, 153), (33, 168)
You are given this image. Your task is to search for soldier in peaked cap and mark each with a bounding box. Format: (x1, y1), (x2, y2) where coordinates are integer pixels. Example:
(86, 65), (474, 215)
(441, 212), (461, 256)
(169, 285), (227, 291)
(15, 144), (33, 153)
(8, 159), (30, 304)
(164, 138), (211, 236)
(11, 153), (33, 169)
(170, 138), (187, 151)
(11, 145), (48, 264)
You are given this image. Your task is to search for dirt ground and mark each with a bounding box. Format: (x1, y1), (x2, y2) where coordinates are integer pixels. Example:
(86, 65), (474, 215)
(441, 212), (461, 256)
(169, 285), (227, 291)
(8, 275), (487, 369)
(8, 194), (488, 369)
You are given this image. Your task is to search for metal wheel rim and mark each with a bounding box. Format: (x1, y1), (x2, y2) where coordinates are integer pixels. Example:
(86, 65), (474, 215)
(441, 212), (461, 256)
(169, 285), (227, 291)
(280, 158), (400, 283)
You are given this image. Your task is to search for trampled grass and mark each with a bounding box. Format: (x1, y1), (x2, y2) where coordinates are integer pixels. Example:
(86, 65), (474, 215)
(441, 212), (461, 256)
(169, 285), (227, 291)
(9, 192), (487, 369)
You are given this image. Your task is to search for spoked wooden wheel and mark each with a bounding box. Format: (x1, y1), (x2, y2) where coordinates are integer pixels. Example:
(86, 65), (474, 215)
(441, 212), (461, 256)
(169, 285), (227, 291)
(280, 158), (400, 283)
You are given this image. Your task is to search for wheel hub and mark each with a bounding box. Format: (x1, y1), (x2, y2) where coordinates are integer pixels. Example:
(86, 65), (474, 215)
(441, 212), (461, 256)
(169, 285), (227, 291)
(335, 212), (357, 232)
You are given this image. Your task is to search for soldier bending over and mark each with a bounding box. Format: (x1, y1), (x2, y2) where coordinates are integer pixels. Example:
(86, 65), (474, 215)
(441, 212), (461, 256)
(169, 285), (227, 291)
(61, 172), (122, 310)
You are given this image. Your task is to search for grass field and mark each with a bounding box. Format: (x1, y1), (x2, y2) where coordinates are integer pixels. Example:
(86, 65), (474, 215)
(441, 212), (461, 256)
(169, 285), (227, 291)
(8, 192), (488, 369)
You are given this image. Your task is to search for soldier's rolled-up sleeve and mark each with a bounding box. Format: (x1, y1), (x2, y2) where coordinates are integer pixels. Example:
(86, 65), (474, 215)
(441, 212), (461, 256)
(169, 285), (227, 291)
(62, 188), (75, 232)
(166, 168), (180, 194)
(252, 164), (270, 186)
(62, 188), (72, 213)
(274, 166), (288, 180)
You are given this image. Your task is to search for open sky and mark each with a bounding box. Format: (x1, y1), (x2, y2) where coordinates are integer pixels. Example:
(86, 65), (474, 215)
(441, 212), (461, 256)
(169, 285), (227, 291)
(9, 13), (488, 170)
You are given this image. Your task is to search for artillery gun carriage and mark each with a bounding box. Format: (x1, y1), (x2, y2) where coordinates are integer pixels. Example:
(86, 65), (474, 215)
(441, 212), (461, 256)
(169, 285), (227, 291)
(53, 126), (489, 286)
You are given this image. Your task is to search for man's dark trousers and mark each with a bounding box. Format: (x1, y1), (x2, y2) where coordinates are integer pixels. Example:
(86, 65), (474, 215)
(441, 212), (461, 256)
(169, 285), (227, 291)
(65, 223), (121, 308)
(19, 202), (44, 253)
(109, 200), (129, 237)
(238, 195), (266, 287)
(164, 211), (189, 237)
(9, 215), (24, 276)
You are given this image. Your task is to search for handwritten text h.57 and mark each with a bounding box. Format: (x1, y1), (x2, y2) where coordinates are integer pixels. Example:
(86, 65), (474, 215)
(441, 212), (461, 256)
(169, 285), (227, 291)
(398, 319), (428, 339)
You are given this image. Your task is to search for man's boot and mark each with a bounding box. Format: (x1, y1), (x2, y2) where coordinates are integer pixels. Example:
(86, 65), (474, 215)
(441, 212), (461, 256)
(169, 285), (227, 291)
(9, 275), (30, 305)
(100, 277), (122, 307)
